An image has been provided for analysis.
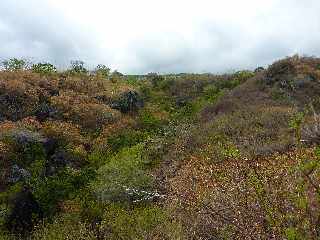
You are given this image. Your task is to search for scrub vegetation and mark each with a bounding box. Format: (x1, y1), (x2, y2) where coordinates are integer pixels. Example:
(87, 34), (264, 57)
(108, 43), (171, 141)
(1, 55), (320, 239)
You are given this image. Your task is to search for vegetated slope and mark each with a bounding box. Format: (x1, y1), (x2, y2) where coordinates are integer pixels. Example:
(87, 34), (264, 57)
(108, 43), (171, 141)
(155, 56), (320, 239)
(0, 56), (320, 239)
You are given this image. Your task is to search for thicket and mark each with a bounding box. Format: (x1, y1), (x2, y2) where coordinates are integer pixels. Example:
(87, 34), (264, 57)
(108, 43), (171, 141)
(0, 56), (320, 239)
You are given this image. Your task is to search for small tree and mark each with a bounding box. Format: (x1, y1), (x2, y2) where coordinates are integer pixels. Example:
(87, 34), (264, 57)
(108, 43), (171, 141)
(95, 64), (110, 78)
(110, 70), (123, 83)
(2, 58), (27, 71)
(32, 62), (57, 75)
(69, 60), (87, 74)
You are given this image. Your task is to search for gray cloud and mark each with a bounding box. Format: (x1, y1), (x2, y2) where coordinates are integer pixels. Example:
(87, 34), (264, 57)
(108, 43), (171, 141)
(0, 0), (103, 68)
(0, 0), (320, 73)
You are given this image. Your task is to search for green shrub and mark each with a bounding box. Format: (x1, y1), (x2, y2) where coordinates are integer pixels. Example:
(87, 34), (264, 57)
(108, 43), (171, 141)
(88, 149), (109, 169)
(2, 58), (27, 71)
(32, 213), (96, 240)
(289, 112), (305, 140)
(234, 70), (255, 82)
(158, 78), (175, 90)
(111, 90), (144, 113)
(107, 130), (149, 152)
(95, 64), (110, 78)
(99, 204), (182, 240)
(203, 85), (222, 102)
(92, 144), (154, 203)
(0, 232), (13, 240)
(110, 70), (123, 83)
(125, 75), (139, 86)
(285, 227), (300, 240)
(32, 63), (57, 75)
(69, 60), (87, 74)
(0, 129), (46, 168)
(147, 73), (164, 87)
(270, 88), (290, 101)
(215, 71), (254, 90)
(32, 167), (95, 216)
(171, 102), (197, 120)
(138, 110), (163, 132)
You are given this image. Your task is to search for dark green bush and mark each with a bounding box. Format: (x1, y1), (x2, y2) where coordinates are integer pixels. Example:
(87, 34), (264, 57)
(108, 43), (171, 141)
(138, 110), (163, 132)
(107, 129), (149, 152)
(111, 90), (144, 113)
(32, 167), (95, 216)
(32, 63), (57, 75)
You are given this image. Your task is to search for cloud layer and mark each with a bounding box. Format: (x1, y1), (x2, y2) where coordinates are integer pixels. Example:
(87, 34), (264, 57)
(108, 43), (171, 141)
(1, 0), (320, 73)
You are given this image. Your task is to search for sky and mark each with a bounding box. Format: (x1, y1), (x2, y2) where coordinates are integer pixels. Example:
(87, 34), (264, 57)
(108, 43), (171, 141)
(0, 0), (319, 74)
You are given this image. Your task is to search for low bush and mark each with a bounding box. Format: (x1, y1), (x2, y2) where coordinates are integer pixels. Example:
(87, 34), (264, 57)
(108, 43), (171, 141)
(110, 90), (144, 113)
(301, 110), (320, 145)
(51, 91), (121, 130)
(138, 109), (164, 132)
(32, 167), (95, 216)
(32, 213), (96, 240)
(69, 60), (88, 74)
(94, 64), (110, 79)
(98, 204), (182, 240)
(107, 129), (149, 152)
(32, 63), (57, 75)
(92, 144), (154, 203)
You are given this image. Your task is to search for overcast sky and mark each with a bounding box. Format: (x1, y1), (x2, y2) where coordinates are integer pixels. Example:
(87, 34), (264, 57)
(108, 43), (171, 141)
(0, 0), (319, 74)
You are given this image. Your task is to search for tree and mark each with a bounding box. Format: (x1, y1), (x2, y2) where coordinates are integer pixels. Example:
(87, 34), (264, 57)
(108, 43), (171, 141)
(69, 60), (87, 74)
(32, 62), (57, 75)
(95, 64), (110, 78)
(2, 58), (27, 71)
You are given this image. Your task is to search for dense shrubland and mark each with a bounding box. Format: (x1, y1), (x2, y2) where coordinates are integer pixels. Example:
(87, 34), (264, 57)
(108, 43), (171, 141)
(0, 56), (320, 239)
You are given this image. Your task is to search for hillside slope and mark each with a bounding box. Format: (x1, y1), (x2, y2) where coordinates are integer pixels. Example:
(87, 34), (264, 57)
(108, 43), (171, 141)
(0, 56), (320, 239)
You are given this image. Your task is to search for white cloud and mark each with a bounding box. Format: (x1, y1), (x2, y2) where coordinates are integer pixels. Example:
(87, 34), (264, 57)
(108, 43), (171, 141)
(0, 0), (320, 73)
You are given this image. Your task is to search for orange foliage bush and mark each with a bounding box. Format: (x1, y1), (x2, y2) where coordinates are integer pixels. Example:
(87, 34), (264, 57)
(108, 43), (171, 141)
(41, 121), (86, 146)
(51, 91), (121, 130)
